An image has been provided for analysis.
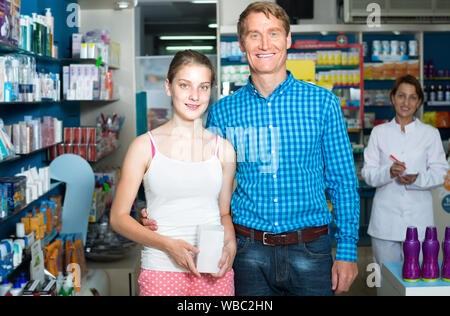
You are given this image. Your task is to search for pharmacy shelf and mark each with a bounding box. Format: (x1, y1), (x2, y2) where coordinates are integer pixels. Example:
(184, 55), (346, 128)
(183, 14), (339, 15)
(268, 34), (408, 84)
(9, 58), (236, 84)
(0, 99), (60, 106)
(0, 181), (64, 225)
(59, 58), (120, 70)
(64, 99), (120, 103)
(17, 143), (64, 156)
(0, 143), (63, 165)
(0, 42), (60, 64)
(426, 101), (450, 106)
(0, 43), (120, 70)
(0, 155), (21, 164)
(89, 145), (120, 163)
(316, 65), (360, 70)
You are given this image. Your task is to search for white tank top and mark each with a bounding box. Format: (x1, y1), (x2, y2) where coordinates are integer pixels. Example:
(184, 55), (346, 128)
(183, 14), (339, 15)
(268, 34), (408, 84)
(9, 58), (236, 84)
(141, 132), (223, 272)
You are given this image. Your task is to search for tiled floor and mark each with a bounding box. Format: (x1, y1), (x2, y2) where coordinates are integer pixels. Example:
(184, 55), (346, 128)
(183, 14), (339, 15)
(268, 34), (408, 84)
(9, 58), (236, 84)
(334, 247), (378, 296)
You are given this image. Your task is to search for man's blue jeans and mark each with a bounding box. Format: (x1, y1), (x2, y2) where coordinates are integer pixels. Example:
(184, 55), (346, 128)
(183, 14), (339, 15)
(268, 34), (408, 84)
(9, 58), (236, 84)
(233, 231), (334, 296)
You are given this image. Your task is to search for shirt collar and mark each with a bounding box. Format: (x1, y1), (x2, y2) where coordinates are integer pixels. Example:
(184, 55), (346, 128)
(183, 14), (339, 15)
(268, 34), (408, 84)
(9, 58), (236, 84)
(390, 117), (418, 133)
(245, 70), (295, 98)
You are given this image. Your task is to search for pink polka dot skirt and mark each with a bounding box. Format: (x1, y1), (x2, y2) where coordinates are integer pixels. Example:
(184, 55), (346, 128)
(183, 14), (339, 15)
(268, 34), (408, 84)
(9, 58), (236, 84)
(138, 269), (235, 296)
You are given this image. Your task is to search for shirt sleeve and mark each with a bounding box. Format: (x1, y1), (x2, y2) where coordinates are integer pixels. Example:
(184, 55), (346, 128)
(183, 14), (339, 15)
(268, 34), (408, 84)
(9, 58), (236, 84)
(406, 128), (449, 190)
(205, 104), (226, 139)
(322, 93), (360, 262)
(361, 126), (394, 188)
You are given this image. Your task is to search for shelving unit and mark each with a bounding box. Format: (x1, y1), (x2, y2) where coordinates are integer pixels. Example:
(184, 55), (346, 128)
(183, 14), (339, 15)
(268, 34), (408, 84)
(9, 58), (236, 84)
(0, 1), (114, 242)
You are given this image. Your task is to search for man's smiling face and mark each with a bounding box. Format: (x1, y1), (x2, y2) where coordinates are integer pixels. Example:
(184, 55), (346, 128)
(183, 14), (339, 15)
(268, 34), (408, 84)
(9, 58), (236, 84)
(239, 12), (292, 77)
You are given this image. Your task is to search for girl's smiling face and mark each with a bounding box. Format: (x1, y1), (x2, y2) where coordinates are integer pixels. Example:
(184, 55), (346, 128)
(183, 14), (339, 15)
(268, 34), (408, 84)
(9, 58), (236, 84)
(165, 63), (212, 121)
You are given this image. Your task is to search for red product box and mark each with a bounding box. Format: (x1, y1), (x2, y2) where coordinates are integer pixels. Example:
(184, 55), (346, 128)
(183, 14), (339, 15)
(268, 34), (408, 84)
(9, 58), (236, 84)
(65, 144), (73, 154)
(80, 144), (88, 160)
(72, 144), (80, 156)
(48, 146), (57, 161)
(72, 127), (81, 144)
(64, 128), (72, 144)
(88, 128), (98, 145)
(88, 144), (97, 162)
(81, 127), (89, 144)
(57, 144), (65, 156)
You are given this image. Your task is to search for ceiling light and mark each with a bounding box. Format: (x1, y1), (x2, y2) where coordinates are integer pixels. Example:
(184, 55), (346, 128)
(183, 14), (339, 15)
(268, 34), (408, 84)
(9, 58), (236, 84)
(208, 24), (218, 29)
(160, 35), (216, 40)
(166, 46), (214, 51)
(191, 0), (217, 4)
(116, 1), (130, 9)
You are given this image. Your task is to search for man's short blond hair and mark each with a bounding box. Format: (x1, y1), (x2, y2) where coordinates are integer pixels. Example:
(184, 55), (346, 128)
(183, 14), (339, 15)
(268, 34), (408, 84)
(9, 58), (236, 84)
(237, 1), (291, 39)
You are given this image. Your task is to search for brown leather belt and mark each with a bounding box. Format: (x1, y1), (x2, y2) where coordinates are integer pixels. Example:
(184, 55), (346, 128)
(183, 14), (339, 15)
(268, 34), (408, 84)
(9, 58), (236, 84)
(234, 224), (328, 246)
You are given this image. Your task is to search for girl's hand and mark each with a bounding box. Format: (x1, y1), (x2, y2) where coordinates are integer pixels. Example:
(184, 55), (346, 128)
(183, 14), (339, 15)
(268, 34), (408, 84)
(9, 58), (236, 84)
(210, 241), (236, 279)
(165, 239), (201, 277)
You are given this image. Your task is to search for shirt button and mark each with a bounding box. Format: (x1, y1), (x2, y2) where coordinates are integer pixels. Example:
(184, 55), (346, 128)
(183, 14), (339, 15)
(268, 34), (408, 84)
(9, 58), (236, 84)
(269, 125), (273, 129)
(268, 102), (271, 106)
(274, 222), (279, 226)
(274, 198), (278, 203)
(273, 174), (277, 179)
(271, 149), (276, 154)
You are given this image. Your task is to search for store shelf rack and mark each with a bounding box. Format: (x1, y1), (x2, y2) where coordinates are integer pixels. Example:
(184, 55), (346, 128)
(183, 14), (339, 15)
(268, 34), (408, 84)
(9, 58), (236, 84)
(0, 181), (65, 234)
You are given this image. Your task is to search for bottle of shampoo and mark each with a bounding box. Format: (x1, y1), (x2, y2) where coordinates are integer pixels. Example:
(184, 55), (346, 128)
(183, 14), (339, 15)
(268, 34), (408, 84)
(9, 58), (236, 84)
(442, 227), (450, 282)
(402, 226), (421, 282)
(422, 226), (440, 282)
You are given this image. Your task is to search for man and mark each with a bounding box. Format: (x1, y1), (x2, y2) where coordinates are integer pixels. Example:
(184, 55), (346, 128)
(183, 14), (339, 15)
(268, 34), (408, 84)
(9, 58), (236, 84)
(143, 1), (359, 296)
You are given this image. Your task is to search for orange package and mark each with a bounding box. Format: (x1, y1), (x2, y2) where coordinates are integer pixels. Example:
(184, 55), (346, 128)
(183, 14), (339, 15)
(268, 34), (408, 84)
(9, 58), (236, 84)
(436, 111), (450, 128)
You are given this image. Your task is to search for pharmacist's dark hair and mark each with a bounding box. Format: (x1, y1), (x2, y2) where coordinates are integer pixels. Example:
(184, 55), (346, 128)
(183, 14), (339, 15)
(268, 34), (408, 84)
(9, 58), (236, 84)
(390, 75), (424, 105)
(167, 50), (216, 86)
(238, 1), (290, 39)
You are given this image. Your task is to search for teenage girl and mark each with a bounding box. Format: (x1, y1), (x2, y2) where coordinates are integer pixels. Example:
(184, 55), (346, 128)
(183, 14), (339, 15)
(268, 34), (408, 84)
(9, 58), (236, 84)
(110, 50), (237, 296)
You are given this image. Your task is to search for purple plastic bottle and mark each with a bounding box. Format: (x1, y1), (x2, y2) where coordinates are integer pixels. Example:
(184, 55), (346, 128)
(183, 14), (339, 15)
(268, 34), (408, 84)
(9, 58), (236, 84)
(442, 227), (450, 282)
(422, 226), (440, 282)
(402, 227), (421, 282)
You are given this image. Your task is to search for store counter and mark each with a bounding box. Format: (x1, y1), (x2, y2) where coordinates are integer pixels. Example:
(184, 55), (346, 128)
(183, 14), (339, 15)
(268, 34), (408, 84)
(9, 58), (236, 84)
(380, 261), (450, 296)
(86, 245), (142, 296)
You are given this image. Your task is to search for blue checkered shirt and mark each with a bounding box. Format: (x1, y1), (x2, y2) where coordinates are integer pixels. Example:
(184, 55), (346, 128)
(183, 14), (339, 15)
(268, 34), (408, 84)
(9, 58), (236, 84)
(206, 71), (360, 262)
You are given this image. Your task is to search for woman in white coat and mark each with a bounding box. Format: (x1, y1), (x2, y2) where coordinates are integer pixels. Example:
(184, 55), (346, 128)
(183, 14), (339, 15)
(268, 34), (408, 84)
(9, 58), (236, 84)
(362, 75), (449, 266)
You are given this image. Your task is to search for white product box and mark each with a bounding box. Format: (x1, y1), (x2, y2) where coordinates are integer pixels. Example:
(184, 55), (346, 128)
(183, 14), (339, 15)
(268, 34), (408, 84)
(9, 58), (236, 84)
(196, 225), (224, 274)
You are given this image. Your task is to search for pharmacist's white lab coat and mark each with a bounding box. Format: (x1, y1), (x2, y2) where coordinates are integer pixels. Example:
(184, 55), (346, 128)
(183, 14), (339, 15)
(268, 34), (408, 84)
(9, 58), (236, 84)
(362, 118), (449, 242)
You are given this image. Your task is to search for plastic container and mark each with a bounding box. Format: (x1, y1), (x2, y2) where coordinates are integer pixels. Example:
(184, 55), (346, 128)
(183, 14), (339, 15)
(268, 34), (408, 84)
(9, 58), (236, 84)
(421, 226), (440, 282)
(402, 227), (421, 282)
(442, 227), (450, 282)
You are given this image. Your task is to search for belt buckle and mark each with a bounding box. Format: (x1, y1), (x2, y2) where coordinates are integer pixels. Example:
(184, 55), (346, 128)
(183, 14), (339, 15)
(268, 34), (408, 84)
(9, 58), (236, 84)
(263, 232), (276, 246)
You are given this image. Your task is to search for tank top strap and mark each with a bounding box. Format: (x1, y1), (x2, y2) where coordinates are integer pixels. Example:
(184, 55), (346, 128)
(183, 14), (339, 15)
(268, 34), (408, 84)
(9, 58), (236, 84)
(147, 132), (157, 158)
(215, 135), (220, 159)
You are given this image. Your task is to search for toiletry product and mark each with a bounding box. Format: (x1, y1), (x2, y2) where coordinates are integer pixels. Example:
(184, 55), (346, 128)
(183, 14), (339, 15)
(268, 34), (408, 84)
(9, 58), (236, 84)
(9, 279), (22, 296)
(422, 226), (440, 282)
(19, 273), (27, 289)
(39, 279), (56, 296)
(44, 8), (53, 57)
(402, 227), (421, 282)
(0, 279), (12, 296)
(22, 280), (41, 296)
(442, 227), (450, 282)
(58, 272), (74, 296)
